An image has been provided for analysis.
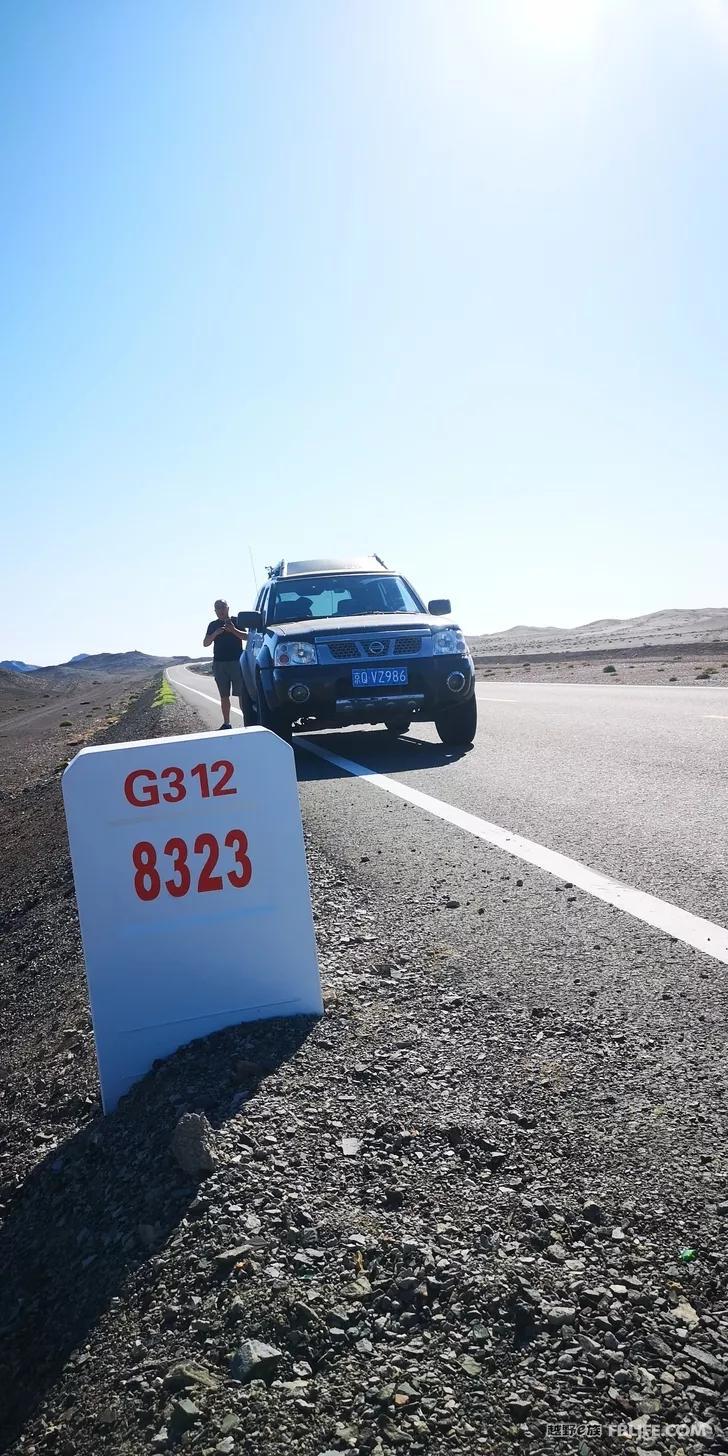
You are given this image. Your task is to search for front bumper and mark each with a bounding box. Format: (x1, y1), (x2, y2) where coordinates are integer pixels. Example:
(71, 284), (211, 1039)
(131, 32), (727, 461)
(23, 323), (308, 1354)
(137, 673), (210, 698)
(334, 692), (426, 713)
(260, 656), (474, 721)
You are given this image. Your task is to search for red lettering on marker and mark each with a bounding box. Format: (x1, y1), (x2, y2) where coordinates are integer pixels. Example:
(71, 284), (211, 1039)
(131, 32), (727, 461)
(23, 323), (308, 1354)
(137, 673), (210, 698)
(164, 837), (191, 897)
(190, 763), (210, 798)
(225, 828), (252, 886)
(195, 832), (223, 892)
(131, 831), (253, 900)
(211, 760), (236, 797)
(124, 769), (160, 807)
(161, 766), (186, 803)
(132, 841), (161, 899)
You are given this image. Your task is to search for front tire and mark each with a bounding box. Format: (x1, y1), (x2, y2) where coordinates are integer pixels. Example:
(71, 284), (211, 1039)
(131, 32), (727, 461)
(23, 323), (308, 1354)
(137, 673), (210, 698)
(240, 681), (257, 727)
(257, 676), (293, 744)
(384, 715), (411, 737)
(435, 695), (477, 746)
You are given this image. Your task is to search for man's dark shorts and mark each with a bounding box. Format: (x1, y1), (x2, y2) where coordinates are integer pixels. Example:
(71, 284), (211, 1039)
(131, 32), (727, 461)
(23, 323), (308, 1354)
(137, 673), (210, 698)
(213, 659), (244, 698)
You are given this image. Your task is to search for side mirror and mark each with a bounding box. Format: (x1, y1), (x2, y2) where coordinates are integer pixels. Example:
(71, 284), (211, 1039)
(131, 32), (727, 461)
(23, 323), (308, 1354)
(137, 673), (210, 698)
(236, 610), (264, 631)
(428, 598), (452, 616)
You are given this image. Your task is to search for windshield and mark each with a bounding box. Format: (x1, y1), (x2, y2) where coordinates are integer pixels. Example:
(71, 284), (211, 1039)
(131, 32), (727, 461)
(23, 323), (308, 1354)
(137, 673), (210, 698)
(268, 573), (423, 625)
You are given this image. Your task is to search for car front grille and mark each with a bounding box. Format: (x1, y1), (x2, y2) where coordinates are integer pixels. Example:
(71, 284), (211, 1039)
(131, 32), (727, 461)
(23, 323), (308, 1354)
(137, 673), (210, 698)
(324, 634), (424, 659)
(328, 640), (361, 659)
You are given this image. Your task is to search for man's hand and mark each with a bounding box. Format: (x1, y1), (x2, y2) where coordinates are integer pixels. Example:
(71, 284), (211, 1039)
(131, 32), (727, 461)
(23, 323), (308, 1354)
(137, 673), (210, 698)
(223, 620), (247, 640)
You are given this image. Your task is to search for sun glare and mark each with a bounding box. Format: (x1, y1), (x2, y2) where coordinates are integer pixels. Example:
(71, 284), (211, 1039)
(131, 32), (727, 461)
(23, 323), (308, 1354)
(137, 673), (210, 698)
(504, 0), (605, 56)
(693, 0), (728, 51)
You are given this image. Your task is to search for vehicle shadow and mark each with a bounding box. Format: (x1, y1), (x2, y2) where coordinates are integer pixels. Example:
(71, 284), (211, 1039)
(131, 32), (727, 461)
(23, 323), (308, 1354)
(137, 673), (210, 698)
(294, 728), (474, 781)
(0, 1014), (315, 1448)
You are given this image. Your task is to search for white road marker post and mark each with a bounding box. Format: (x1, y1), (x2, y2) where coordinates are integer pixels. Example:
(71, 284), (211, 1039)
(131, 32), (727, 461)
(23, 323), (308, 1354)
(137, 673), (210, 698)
(62, 727), (321, 1111)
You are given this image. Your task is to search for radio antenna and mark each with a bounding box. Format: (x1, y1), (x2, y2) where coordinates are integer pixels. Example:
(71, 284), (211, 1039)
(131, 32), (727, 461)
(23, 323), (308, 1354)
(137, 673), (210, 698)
(248, 546), (259, 592)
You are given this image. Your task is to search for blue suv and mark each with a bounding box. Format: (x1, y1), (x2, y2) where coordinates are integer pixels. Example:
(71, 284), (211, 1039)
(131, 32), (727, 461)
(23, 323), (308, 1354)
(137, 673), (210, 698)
(236, 556), (477, 746)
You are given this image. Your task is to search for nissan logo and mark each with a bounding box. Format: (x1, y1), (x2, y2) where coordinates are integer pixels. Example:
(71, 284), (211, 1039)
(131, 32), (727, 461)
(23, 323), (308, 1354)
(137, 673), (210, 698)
(367, 640), (386, 656)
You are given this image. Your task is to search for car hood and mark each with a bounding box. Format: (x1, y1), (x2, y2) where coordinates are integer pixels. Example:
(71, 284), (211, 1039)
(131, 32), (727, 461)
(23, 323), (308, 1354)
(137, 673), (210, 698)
(272, 612), (450, 638)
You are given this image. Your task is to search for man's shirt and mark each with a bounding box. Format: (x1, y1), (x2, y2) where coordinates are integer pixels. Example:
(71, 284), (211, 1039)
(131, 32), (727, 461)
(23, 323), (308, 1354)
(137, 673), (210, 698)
(206, 620), (241, 661)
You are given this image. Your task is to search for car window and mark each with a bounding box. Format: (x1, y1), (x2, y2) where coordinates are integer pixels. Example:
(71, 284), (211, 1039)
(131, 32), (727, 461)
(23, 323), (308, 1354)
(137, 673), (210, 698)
(268, 574), (423, 624)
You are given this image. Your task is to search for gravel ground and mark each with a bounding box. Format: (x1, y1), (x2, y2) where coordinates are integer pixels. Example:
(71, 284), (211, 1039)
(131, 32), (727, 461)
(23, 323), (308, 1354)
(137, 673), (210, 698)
(1, 688), (726, 1456)
(0, 669), (166, 797)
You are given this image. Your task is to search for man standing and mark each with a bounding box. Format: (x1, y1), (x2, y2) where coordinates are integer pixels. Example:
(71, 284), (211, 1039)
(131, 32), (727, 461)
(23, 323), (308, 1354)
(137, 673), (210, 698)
(203, 599), (247, 729)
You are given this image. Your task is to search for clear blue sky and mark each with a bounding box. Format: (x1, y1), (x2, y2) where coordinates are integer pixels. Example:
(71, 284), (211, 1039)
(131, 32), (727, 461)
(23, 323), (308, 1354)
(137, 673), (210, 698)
(1, 0), (727, 662)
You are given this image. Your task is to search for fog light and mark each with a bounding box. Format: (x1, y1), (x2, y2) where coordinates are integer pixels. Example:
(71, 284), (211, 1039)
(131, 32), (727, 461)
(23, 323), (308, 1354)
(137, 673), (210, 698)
(447, 671), (466, 693)
(288, 683), (310, 704)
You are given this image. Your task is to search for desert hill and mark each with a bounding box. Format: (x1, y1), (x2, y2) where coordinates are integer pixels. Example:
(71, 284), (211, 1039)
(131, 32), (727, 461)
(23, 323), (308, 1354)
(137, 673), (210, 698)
(0, 651), (189, 687)
(470, 606), (728, 658)
(52, 650), (189, 672)
(0, 652), (190, 725)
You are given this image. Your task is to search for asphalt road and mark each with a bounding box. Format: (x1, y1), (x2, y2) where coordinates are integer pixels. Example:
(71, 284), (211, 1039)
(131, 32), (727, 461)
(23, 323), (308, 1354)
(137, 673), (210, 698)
(167, 665), (728, 945)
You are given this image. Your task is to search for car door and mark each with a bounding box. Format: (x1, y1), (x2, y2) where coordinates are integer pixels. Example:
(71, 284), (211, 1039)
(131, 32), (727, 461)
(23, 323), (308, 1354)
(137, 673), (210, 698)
(242, 586), (267, 699)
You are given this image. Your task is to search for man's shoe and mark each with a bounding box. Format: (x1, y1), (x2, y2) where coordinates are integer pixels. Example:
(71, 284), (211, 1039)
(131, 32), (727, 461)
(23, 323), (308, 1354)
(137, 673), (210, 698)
(220, 722), (232, 730)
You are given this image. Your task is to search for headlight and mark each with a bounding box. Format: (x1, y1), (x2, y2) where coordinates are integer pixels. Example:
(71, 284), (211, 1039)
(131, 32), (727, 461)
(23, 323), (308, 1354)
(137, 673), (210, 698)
(274, 640), (318, 667)
(432, 627), (468, 656)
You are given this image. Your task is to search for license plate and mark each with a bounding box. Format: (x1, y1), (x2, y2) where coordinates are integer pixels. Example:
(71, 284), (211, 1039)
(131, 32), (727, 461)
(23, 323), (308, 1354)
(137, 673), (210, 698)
(352, 667), (409, 688)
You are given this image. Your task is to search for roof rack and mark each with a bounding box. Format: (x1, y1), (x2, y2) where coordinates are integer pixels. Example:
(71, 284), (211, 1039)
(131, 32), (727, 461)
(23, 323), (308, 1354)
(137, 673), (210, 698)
(266, 556), (389, 579)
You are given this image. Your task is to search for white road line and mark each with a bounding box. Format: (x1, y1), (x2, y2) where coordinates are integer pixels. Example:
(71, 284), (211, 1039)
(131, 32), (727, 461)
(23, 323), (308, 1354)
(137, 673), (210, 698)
(704, 715), (728, 720)
(169, 669), (728, 967)
(167, 670), (243, 718)
(298, 738), (728, 967)
(476, 681), (728, 691)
